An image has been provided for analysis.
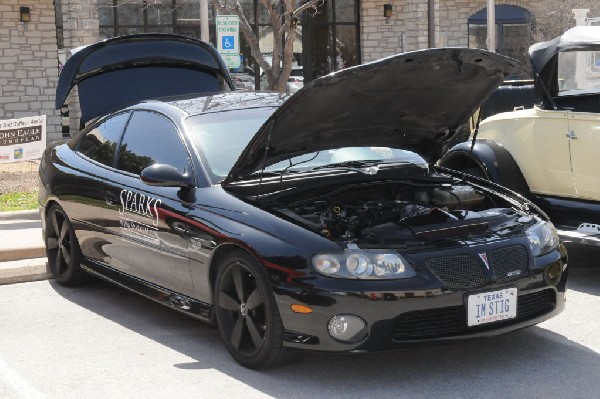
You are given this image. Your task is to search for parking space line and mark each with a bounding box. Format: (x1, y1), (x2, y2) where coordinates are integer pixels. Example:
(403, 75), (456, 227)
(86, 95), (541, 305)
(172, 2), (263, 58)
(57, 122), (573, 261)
(0, 356), (44, 399)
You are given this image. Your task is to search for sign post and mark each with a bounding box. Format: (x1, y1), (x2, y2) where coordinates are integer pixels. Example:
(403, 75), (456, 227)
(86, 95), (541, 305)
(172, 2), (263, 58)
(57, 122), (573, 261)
(216, 15), (241, 69)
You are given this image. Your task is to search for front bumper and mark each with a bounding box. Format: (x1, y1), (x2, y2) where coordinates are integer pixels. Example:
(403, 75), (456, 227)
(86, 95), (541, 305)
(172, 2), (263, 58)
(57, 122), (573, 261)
(274, 244), (568, 353)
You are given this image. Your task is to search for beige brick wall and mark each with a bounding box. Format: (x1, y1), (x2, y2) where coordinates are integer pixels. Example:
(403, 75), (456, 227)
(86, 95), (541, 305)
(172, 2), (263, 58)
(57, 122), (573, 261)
(61, 0), (100, 136)
(0, 0), (61, 143)
(361, 1), (600, 63)
(361, 0), (430, 62)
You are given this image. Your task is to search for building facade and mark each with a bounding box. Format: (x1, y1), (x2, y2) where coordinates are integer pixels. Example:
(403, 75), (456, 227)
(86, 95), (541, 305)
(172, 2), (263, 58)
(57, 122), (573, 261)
(0, 1), (61, 141)
(1, 0), (599, 143)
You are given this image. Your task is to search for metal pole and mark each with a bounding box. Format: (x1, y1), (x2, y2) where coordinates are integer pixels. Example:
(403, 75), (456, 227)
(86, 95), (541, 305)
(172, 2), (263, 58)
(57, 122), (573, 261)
(428, 0), (435, 48)
(487, 0), (495, 52)
(200, 0), (209, 43)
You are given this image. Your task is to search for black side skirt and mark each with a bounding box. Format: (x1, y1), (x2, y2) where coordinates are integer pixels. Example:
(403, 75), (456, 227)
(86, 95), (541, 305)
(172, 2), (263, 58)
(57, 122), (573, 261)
(81, 258), (214, 323)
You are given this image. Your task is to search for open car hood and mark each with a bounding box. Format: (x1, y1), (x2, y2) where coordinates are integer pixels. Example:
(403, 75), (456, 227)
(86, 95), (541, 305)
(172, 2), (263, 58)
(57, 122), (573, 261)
(56, 34), (234, 125)
(225, 48), (516, 183)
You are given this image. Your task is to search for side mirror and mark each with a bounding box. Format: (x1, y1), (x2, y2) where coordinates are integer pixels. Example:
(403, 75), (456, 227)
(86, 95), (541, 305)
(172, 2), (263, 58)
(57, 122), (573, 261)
(141, 164), (194, 188)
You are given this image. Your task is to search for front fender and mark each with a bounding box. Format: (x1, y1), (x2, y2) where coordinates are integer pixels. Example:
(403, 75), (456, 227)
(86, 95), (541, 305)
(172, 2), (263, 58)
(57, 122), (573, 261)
(438, 139), (530, 197)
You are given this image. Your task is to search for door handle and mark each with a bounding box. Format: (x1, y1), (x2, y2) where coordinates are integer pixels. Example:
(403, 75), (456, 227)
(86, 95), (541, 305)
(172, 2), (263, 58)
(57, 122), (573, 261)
(566, 130), (578, 139)
(105, 192), (119, 206)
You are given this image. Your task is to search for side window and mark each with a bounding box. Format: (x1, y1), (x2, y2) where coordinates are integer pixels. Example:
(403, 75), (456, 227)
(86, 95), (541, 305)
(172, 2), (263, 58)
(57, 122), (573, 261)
(78, 112), (130, 167)
(116, 111), (190, 176)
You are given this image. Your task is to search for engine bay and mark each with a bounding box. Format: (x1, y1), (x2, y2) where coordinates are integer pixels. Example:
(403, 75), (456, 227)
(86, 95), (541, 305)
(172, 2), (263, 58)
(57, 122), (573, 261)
(275, 178), (531, 244)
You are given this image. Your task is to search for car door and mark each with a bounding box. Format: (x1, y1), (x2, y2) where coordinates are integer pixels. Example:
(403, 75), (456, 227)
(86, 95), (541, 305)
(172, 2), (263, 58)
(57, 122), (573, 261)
(102, 110), (195, 297)
(567, 111), (600, 201)
(64, 112), (131, 264)
(526, 109), (576, 197)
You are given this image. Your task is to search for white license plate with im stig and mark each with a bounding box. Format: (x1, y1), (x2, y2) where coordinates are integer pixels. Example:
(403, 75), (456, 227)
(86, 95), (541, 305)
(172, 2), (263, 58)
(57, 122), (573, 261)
(467, 287), (517, 326)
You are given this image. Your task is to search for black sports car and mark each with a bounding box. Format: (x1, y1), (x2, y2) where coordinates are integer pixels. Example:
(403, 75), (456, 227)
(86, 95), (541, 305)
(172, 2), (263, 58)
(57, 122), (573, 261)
(39, 34), (568, 369)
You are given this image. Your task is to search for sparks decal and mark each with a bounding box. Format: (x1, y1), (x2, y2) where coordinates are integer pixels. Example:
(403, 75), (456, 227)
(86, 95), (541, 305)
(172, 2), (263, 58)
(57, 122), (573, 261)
(118, 189), (162, 245)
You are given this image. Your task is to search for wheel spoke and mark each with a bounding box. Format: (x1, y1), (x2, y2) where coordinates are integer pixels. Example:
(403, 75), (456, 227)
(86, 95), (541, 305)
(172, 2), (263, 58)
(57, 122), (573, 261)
(246, 287), (264, 310)
(245, 316), (264, 350)
(230, 316), (244, 350)
(232, 266), (245, 302)
(59, 223), (68, 244)
(61, 246), (71, 265)
(55, 250), (65, 275)
(218, 291), (240, 311)
(50, 210), (61, 236)
(46, 237), (58, 250)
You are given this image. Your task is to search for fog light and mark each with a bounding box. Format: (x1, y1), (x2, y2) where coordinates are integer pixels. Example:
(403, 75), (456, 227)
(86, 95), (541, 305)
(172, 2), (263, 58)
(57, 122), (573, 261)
(327, 314), (367, 343)
(544, 261), (562, 285)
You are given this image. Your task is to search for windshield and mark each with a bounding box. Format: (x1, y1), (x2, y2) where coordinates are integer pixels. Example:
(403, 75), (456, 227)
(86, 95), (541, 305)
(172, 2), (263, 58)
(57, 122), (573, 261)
(187, 109), (427, 183)
(186, 107), (275, 182)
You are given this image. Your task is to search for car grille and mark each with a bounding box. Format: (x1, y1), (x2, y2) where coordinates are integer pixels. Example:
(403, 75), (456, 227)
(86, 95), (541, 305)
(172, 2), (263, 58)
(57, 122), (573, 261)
(489, 245), (529, 283)
(425, 245), (530, 288)
(392, 289), (556, 341)
(426, 255), (485, 289)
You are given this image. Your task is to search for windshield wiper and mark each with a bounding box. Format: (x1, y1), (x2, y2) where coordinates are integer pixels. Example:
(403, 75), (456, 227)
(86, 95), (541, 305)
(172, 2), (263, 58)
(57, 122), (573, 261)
(311, 160), (383, 170)
(310, 159), (421, 175)
(243, 169), (301, 179)
(308, 160), (385, 174)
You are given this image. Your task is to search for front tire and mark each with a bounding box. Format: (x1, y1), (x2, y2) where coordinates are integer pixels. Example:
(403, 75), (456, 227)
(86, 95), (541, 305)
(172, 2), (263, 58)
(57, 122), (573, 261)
(45, 204), (88, 286)
(214, 250), (291, 369)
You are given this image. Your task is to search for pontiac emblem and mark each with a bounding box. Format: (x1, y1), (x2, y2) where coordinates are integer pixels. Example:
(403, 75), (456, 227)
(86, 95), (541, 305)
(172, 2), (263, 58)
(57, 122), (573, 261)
(478, 253), (490, 270)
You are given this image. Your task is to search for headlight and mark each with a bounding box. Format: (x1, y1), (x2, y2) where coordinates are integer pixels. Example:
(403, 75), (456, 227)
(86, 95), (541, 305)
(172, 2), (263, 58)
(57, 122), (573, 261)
(526, 220), (560, 256)
(312, 251), (416, 279)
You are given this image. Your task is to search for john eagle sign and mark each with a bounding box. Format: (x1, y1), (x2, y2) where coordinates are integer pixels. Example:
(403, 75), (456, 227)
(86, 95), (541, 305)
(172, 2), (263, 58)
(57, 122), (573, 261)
(0, 115), (46, 163)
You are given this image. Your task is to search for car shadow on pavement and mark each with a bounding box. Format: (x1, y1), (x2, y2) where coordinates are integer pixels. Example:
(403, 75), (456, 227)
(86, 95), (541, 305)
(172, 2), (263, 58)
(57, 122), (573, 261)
(50, 270), (600, 399)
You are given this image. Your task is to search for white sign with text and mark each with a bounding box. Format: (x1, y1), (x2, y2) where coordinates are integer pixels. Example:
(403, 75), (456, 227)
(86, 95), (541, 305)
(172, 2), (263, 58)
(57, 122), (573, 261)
(216, 15), (241, 69)
(0, 115), (46, 163)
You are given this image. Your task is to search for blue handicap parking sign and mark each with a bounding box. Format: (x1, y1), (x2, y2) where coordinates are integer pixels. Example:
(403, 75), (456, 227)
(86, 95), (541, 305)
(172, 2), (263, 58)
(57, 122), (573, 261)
(222, 36), (235, 50)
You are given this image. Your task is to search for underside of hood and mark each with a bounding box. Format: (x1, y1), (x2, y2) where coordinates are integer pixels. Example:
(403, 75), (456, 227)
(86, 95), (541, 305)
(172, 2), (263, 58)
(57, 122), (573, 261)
(226, 48), (516, 183)
(56, 34), (234, 125)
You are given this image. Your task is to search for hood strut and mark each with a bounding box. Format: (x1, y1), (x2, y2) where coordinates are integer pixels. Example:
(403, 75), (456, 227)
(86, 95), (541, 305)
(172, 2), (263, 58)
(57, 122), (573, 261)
(255, 122), (274, 201)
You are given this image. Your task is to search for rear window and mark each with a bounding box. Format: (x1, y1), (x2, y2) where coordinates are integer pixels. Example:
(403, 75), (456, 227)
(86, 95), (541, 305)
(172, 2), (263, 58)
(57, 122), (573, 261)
(558, 51), (600, 94)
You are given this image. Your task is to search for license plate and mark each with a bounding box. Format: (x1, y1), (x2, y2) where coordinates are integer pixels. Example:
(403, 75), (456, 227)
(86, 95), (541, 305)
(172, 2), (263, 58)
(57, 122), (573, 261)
(467, 287), (517, 326)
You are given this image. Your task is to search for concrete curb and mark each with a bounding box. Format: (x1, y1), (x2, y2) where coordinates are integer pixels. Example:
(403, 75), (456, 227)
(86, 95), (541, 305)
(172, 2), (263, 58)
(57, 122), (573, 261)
(0, 209), (39, 221)
(0, 246), (46, 262)
(0, 258), (51, 285)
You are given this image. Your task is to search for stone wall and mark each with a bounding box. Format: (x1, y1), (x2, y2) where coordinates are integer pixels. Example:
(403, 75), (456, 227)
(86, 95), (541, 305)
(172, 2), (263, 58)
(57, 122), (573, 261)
(361, 0), (600, 64)
(60, 0), (100, 136)
(0, 0), (61, 143)
(361, 0), (431, 62)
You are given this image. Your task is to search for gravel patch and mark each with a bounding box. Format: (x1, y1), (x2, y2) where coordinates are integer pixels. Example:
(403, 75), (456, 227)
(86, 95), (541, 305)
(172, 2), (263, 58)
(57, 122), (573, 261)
(0, 161), (40, 195)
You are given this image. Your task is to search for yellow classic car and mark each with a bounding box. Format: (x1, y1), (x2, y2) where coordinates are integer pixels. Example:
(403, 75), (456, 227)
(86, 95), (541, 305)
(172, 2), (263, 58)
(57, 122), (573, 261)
(440, 26), (600, 246)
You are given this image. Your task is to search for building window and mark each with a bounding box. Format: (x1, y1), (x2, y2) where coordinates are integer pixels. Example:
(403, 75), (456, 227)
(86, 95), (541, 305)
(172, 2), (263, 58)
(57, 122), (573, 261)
(97, 0), (360, 88)
(98, 0), (217, 39)
(303, 0), (360, 81)
(468, 5), (532, 78)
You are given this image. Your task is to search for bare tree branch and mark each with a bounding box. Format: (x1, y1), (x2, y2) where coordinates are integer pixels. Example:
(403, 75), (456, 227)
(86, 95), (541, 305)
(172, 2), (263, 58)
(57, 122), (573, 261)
(215, 0), (325, 92)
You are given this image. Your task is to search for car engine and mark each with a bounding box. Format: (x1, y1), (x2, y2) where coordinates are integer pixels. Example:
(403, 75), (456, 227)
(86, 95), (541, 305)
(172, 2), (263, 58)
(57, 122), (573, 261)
(275, 182), (529, 244)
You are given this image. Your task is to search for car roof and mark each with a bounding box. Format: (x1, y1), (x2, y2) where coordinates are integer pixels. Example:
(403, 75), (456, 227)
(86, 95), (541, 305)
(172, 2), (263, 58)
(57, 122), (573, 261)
(529, 26), (600, 73)
(145, 91), (290, 116)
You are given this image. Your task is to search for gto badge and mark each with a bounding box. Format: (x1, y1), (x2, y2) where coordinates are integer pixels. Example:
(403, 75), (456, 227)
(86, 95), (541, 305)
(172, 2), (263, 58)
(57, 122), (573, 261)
(507, 270), (522, 277)
(478, 253), (490, 270)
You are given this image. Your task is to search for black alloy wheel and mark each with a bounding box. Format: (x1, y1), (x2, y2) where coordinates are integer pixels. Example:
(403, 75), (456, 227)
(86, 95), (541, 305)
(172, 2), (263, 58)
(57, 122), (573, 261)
(45, 204), (87, 286)
(214, 250), (290, 369)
